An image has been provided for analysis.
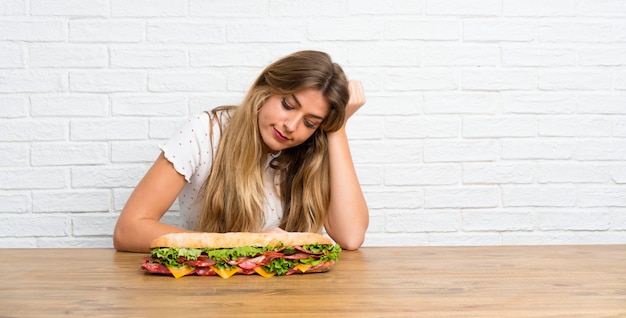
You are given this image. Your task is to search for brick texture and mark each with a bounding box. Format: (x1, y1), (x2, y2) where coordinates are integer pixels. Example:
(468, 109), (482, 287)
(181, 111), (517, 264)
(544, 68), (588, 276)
(1, 0), (625, 247)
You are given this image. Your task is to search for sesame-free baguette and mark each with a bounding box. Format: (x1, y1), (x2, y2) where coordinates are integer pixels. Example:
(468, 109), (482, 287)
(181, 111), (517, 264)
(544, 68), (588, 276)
(150, 232), (334, 249)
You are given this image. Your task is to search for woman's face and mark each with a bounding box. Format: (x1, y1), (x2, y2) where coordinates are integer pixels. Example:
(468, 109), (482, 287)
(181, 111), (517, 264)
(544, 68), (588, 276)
(258, 87), (330, 153)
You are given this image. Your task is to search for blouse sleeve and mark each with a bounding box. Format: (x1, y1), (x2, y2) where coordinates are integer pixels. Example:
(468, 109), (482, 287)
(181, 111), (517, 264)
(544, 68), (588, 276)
(159, 113), (214, 183)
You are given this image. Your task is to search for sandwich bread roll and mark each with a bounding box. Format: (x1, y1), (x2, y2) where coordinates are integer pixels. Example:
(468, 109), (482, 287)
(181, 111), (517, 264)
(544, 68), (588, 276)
(142, 232), (341, 279)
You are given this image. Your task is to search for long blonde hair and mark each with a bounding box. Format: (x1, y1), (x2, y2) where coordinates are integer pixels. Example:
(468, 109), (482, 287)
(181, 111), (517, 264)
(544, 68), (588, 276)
(194, 50), (348, 234)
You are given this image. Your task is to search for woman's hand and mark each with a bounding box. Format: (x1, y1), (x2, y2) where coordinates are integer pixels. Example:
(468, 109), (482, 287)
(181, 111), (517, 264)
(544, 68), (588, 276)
(345, 80), (366, 122)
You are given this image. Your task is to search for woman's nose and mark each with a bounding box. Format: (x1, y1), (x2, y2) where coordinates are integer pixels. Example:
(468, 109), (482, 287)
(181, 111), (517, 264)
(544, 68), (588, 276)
(284, 114), (300, 132)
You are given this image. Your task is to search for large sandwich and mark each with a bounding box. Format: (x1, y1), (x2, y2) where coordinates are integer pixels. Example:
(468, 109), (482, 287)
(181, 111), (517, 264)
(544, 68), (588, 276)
(141, 232), (341, 279)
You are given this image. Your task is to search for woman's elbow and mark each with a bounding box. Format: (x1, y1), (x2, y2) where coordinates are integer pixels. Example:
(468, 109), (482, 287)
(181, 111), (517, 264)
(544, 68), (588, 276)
(112, 227), (126, 252)
(112, 221), (133, 252)
(337, 233), (366, 251)
(327, 219), (368, 250)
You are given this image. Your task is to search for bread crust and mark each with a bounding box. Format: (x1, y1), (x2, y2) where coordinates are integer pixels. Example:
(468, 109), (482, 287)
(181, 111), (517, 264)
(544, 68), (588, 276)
(150, 232), (334, 249)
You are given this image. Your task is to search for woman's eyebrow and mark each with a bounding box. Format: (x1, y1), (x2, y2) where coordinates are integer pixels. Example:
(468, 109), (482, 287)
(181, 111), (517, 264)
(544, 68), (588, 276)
(291, 94), (302, 107)
(292, 94), (325, 120)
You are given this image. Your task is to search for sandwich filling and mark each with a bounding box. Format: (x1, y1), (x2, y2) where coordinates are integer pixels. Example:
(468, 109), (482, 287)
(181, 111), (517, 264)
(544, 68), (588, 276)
(142, 243), (341, 279)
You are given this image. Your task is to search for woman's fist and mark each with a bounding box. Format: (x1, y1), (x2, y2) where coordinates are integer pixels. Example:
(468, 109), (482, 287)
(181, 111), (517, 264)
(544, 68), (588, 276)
(345, 80), (366, 121)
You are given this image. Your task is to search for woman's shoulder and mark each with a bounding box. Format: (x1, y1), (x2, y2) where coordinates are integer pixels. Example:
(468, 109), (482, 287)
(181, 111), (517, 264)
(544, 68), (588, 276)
(181, 108), (231, 133)
(182, 112), (210, 128)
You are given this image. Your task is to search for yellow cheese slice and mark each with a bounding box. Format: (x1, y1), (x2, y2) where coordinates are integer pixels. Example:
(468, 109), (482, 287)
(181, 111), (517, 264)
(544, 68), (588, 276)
(210, 265), (240, 279)
(294, 263), (311, 273)
(253, 266), (276, 278)
(166, 265), (194, 279)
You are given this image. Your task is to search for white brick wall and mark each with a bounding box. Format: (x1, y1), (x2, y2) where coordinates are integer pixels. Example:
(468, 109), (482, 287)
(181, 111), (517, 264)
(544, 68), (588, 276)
(1, 0), (625, 248)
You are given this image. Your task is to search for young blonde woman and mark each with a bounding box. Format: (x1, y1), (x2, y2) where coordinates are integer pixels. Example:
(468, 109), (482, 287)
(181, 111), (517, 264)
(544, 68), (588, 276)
(113, 50), (368, 253)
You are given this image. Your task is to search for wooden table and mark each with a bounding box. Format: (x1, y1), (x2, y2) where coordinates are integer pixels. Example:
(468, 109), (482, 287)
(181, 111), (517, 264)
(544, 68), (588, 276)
(1, 245), (624, 317)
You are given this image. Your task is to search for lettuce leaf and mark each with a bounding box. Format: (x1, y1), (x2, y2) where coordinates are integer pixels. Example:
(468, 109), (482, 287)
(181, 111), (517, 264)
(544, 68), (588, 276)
(302, 243), (341, 260)
(151, 247), (202, 267)
(149, 242), (342, 272)
(263, 258), (296, 276)
(202, 245), (276, 261)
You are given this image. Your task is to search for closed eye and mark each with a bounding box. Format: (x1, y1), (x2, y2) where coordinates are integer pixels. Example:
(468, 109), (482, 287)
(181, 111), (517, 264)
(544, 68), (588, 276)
(304, 119), (316, 129)
(281, 98), (294, 110)
(283, 96), (322, 129)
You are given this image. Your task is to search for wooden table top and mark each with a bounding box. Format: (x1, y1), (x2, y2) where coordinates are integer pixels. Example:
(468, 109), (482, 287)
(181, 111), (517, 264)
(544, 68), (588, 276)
(1, 245), (624, 317)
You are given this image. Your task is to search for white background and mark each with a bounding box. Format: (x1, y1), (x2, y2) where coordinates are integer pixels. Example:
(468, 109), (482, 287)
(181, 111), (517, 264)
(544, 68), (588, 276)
(1, 0), (626, 247)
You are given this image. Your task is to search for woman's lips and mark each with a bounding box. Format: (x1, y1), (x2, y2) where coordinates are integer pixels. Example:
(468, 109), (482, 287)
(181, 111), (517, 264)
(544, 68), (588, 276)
(273, 127), (289, 141)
